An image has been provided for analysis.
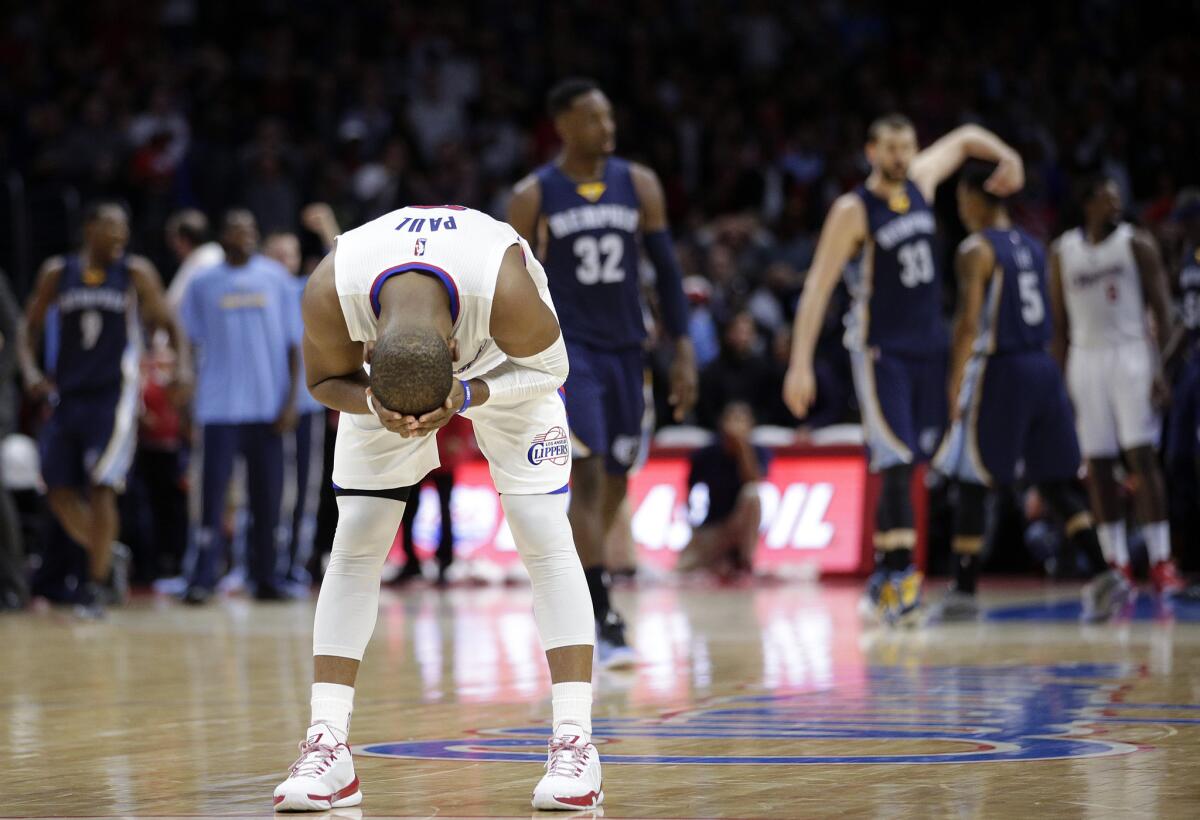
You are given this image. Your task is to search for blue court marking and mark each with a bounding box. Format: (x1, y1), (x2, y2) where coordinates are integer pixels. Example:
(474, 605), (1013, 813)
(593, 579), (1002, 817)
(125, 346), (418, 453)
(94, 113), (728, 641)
(360, 662), (1170, 766)
(985, 596), (1200, 622)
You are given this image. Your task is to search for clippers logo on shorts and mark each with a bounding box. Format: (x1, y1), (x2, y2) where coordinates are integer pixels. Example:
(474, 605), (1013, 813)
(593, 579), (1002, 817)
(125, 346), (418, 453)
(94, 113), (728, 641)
(528, 426), (569, 466)
(414, 238), (427, 256)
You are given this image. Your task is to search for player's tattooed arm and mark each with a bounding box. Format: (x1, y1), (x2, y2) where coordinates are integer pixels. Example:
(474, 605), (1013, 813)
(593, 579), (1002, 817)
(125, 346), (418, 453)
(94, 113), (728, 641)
(947, 235), (995, 419)
(783, 193), (866, 419)
(1048, 241), (1069, 371)
(130, 255), (194, 404)
(1131, 228), (1173, 407)
(507, 175), (542, 248)
(19, 256), (65, 399)
(301, 253), (370, 415)
(909, 125), (1024, 203)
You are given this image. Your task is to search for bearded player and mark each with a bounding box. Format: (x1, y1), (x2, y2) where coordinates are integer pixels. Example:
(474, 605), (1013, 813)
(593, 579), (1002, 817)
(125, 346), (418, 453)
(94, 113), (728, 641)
(782, 115), (1023, 623)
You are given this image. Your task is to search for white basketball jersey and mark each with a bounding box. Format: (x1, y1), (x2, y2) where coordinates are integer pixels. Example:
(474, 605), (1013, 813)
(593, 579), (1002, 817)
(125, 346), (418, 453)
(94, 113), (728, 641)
(334, 206), (552, 380)
(1058, 223), (1147, 348)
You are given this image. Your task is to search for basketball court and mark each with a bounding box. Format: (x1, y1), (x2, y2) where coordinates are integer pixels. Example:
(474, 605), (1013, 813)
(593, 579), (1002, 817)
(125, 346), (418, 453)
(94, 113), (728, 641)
(3, 581), (1198, 818)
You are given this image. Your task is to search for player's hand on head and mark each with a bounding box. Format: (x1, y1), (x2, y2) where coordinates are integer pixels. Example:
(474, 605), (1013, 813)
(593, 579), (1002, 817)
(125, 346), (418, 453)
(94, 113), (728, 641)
(403, 381), (465, 437)
(984, 153), (1025, 197)
(782, 363), (816, 419)
(365, 387), (411, 435)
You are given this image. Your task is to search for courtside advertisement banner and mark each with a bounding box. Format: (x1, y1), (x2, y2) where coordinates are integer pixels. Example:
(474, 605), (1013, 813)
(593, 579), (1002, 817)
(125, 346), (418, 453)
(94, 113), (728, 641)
(403, 450), (867, 575)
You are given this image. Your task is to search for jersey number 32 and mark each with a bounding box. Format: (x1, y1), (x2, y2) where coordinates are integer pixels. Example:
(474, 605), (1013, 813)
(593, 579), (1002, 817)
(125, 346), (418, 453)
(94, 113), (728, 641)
(574, 233), (625, 284)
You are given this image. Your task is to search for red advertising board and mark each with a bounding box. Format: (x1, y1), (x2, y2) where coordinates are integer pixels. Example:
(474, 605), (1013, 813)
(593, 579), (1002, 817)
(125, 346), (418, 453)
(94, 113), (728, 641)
(403, 447), (870, 576)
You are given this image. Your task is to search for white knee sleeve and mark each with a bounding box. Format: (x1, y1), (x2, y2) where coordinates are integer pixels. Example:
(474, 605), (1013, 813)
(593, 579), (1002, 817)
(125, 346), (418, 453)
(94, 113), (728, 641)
(313, 495), (406, 660)
(501, 492), (595, 650)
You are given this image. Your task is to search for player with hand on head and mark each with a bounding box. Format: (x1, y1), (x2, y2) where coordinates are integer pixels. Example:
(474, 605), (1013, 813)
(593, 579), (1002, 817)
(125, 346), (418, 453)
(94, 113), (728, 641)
(932, 161), (1121, 622)
(782, 115), (1023, 624)
(273, 205), (603, 812)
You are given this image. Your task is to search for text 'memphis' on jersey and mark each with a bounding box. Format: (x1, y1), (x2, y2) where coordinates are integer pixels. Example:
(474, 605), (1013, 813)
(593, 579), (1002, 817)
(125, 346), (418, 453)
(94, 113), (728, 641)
(974, 227), (1052, 355)
(534, 157), (644, 350)
(844, 179), (948, 356)
(53, 254), (140, 395)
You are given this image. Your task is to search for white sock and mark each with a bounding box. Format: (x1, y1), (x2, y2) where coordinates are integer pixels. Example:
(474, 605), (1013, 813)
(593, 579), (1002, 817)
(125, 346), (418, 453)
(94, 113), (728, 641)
(1096, 522), (1129, 568)
(552, 681), (593, 738)
(311, 682), (355, 735)
(1141, 521), (1171, 564)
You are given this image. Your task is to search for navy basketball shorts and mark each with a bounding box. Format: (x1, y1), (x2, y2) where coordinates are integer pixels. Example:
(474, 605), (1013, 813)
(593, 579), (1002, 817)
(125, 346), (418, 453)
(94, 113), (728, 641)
(562, 341), (648, 475)
(850, 348), (947, 471)
(40, 385), (139, 491)
(1165, 355), (1200, 467)
(936, 350), (1081, 486)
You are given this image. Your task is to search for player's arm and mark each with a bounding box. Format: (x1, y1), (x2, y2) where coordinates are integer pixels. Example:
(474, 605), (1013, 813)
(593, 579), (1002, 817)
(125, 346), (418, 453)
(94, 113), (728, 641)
(301, 254), (370, 415)
(506, 175), (542, 246)
(19, 256), (64, 398)
(947, 235), (995, 417)
(1048, 241), (1069, 370)
(1131, 228), (1173, 406)
(1131, 228), (1173, 353)
(908, 125), (1024, 203)
(631, 162), (697, 422)
(130, 255), (194, 402)
(783, 193), (866, 418)
(403, 244), (567, 436)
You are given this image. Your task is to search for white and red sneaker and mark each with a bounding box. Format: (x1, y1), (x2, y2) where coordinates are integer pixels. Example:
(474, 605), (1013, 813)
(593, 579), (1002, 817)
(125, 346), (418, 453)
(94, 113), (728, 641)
(531, 725), (604, 811)
(1151, 559), (1185, 596)
(273, 723), (361, 812)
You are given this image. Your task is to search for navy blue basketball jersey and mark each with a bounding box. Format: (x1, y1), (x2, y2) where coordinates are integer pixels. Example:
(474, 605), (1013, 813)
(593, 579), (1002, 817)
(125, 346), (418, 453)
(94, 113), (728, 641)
(846, 180), (947, 355)
(1180, 244), (1200, 348)
(534, 157), (643, 349)
(53, 254), (139, 394)
(974, 227), (1052, 355)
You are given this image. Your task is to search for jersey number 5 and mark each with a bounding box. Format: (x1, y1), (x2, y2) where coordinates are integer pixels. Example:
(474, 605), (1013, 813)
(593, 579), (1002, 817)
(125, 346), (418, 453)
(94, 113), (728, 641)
(897, 240), (935, 288)
(1017, 271), (1045, 325)
(574, 233), (625, 285)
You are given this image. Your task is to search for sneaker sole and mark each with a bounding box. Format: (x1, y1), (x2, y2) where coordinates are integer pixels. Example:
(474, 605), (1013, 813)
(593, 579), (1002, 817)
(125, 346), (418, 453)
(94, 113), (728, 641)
(532, 787), (604, 810)
(274, 782), (362, 812)
(600, 646), (637, 670)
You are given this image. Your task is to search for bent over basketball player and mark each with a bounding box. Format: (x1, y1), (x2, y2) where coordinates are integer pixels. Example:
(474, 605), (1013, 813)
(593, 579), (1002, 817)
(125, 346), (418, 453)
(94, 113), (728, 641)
(273, 206), (602, 811)
(783, 114), (1023, 623)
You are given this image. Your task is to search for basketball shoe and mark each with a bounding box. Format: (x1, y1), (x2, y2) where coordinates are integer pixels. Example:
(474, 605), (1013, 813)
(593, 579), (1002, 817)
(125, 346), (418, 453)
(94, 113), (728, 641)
(926, 588), (981, 623)
(1150, 559), (1185, 596)
(886, 567), (924, 626)
(273, 723), (361, 812)
(858, 569), (890, 623)
(531, 724), (604, 810)
(596, 610), (636, 670)
(1081, 568), (1135, 622)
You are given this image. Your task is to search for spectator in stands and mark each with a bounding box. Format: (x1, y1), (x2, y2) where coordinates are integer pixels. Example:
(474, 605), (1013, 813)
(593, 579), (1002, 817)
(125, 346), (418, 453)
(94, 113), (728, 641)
(678, 402), (768, 576)
(697, 310), (773, 429)
(178, 209), (302, 604)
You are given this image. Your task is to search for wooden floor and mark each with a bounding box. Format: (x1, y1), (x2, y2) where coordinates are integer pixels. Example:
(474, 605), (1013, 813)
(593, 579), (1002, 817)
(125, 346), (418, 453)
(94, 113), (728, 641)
(3, 579), (1200, 819)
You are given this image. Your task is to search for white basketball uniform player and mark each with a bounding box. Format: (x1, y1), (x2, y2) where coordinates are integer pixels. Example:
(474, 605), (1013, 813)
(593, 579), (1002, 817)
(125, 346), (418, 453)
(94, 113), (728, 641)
(1057, 223), (1159, 457)
(333, 206), (571, 494)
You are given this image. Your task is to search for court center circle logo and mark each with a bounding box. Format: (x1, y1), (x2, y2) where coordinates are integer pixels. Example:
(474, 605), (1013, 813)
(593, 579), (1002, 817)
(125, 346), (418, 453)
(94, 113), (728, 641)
(361, 663), (1199, 766)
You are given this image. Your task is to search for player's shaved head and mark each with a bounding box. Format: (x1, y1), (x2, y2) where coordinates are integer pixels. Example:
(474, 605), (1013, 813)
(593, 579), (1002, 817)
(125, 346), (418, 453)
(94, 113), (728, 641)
(547, 77), (600, 117)
(370, 326), (454, 416)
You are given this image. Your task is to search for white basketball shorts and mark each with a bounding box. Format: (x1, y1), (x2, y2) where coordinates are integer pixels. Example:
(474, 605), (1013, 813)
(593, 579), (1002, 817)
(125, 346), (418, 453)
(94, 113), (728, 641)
(332, 388), (571, 495)
(1066, 340), (1160, 458)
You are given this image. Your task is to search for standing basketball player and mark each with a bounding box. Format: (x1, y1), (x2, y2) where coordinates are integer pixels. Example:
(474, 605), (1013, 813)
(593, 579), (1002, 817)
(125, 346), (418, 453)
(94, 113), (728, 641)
(273, 206), (602, 811)
(933, 162), (1126, 622)
(508, 78), (697, 666)
(21, 202), (191, 612)
(783, 115), (1023, 623)
(1050, 177), (1184, 595)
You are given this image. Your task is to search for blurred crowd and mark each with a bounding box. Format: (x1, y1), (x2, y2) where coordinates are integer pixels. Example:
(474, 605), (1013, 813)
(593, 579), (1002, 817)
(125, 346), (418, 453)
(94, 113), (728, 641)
(2, 0), (1200, 595)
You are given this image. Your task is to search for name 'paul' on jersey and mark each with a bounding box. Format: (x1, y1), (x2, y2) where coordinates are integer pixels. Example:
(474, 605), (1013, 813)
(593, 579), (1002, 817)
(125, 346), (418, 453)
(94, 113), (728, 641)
(845, 179), (948, 355)
(535, 157), (643, 349)
(974, 227), (1052, 354)
(53, 254), (139, 395)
